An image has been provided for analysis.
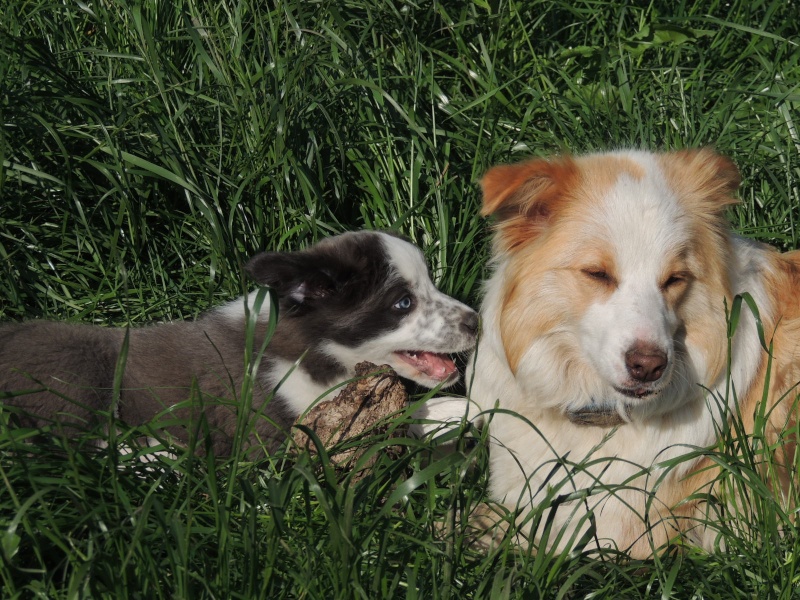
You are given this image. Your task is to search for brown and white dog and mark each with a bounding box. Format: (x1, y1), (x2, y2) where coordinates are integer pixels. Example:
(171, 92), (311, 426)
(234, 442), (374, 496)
(435, 149), (800, 557)
(0, 231), (478, 456)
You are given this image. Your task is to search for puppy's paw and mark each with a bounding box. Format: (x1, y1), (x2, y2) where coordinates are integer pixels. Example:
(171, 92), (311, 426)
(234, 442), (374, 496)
(409, 396), (484, 439)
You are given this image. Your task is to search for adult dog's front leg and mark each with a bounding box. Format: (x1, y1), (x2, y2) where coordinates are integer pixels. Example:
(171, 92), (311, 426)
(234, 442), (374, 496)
(410, 396), (484, 439)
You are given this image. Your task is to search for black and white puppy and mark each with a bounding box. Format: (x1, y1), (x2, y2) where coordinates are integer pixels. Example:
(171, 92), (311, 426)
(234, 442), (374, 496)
(0, 231), (478, 455)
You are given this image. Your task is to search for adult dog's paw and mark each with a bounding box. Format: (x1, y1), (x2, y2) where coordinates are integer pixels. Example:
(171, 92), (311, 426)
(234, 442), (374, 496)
(409, 396), (484, 439)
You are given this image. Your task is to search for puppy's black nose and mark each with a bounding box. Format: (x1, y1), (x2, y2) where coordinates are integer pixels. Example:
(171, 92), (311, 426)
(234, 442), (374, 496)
(461, 310), (479, 336)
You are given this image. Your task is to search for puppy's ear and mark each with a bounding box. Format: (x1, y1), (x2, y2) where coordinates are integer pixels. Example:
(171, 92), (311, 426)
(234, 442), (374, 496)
(245, 252), (335, 304)
(480, 156), (577, 252)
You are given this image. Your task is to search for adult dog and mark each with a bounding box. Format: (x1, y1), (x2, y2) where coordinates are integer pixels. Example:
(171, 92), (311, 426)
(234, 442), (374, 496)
(459, 148), (799, 557)
(0, 231), (478, 456)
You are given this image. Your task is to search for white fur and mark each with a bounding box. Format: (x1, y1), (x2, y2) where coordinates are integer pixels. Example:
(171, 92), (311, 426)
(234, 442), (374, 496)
(578, 162), (686, 407)
(266, 357), (343, 416)
(409, 396), (485, 438)
(453, 150), (773, 554)
(215, 290), (273, 323)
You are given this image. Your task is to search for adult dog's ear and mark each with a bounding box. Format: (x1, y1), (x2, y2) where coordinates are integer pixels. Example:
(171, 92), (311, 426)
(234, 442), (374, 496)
(658, 147), (741, 220)
(480, 156), (578, 253)
(245, 252), (335, 305)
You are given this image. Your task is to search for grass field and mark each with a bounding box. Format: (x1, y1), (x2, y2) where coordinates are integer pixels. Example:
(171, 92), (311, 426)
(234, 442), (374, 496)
(1, 0), (800, 597)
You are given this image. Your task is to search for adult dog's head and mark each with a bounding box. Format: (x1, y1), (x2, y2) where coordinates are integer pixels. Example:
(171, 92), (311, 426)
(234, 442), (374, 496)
(480, 149), (743, 425)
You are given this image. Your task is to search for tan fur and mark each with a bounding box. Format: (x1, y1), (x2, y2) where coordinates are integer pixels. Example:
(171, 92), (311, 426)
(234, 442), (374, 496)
(473, 148), (800, 557)
(492, 155), (646, 372)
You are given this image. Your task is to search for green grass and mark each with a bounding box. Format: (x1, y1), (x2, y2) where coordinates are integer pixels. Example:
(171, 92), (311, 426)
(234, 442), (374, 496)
(1, 0), (800, 597)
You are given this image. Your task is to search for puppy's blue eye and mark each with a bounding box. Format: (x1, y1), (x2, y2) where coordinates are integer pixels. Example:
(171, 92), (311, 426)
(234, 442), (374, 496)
(394, 295), (413, 311)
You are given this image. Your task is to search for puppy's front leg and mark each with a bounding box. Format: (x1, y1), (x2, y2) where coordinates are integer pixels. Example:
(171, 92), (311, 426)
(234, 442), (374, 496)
(409, 397), (484, 439)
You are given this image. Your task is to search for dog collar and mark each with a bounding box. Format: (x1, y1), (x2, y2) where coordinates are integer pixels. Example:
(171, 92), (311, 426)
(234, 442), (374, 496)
(566, 404), (626, 427)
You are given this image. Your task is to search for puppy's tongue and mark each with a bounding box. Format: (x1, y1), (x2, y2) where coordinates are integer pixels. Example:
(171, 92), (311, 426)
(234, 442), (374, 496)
(395, 351), (457, 381)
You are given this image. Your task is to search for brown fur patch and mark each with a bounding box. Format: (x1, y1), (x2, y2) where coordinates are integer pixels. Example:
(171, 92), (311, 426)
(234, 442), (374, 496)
(575, 153), (646, 192)
(481, 154), (648, 255)
(740, 250), (800, 493)
(658, 148), (740, 221)
(480, 156), (579, 253)
(676, 238), (732, 389)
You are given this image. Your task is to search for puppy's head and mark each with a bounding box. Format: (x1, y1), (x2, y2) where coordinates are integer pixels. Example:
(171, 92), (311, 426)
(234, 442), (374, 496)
(480, 149), (740, 423)
(245, 231), (478, 388)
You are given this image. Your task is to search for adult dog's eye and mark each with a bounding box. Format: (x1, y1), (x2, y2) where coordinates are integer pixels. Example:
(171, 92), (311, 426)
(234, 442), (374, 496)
(393, 295), (414, 311)
(582, 269), (611, 283)
(663, 272), (691, 290)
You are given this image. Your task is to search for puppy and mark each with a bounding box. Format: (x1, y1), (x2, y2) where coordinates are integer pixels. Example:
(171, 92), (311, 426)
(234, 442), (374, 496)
(453, 149), (799, 557)
(0, 231), (478, 456)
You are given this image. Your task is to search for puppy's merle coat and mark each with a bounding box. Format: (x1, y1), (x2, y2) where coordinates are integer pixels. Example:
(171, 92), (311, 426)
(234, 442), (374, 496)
(0, 231), (478, 455)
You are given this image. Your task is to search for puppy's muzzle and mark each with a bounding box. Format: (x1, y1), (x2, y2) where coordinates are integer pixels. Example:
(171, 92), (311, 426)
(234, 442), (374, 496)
(460, 309), (479, 338)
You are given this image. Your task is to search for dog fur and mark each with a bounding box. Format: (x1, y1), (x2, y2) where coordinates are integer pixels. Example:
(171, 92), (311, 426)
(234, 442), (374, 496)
(460, 148), (800, 557)
(0, 231), (478, 456)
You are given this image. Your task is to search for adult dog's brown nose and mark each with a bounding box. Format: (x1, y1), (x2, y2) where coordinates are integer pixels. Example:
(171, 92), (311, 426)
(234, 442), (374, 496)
(625, 343), (667, 382)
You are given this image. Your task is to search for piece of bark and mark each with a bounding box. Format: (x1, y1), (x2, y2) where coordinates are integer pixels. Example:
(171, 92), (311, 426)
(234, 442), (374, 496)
(292, 362), (408, 469)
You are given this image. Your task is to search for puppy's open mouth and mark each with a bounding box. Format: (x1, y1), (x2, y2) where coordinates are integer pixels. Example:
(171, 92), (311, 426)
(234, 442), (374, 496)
(393, 350), (458, 383)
